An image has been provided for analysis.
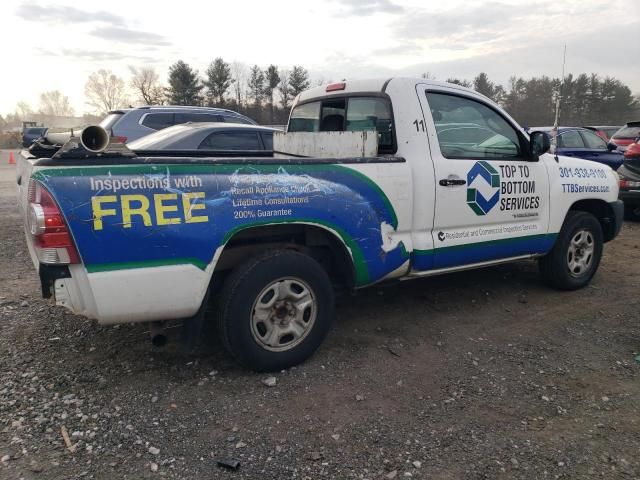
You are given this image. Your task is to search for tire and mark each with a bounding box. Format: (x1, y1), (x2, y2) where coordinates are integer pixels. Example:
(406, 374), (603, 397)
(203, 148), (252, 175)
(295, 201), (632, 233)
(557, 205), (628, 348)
(539, 211), (603, 290)
(216, 250), (334, 372)
(624, 205), (640, 222)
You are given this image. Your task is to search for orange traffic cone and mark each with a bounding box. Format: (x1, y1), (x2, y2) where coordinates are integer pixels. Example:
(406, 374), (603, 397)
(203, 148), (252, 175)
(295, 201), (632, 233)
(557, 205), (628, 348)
(8, 151), (16, 165)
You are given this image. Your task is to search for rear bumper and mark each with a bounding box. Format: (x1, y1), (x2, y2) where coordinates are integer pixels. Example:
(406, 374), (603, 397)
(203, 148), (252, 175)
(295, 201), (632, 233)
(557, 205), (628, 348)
(619, 188), (640, 207)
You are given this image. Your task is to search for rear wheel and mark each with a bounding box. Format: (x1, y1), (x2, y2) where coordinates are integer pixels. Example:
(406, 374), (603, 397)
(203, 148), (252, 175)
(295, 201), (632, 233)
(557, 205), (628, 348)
(539, 211), (603, 290)
(216, 250), (334, 372)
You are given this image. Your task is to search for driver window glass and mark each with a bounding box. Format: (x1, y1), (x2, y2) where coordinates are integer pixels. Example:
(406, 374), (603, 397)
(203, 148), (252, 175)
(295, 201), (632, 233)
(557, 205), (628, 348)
(426, 92), (521, 159)
(580, 130), (607, 149)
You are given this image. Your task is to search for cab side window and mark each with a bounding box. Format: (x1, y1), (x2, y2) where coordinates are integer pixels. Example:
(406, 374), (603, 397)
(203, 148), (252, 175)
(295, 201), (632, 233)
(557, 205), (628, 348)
(580, 130), (607, 149)
(557, 131), (584, 148)
(426, 92), (521, 160)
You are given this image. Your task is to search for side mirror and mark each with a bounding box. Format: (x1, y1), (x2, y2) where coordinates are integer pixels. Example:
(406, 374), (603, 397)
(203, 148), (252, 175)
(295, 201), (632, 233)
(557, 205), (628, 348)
(607, 142), (618, 152)
(529, 131), (551, 158)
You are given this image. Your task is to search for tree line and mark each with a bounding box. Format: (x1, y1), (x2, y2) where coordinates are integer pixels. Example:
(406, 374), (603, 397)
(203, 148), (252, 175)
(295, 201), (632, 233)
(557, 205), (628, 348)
(448, 72), (638, 127)
(1, 61), (638, 131)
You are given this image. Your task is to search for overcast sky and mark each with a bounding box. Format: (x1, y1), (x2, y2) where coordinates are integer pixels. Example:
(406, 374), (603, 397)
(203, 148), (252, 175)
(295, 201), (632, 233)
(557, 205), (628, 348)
(2, 0), (639, 116)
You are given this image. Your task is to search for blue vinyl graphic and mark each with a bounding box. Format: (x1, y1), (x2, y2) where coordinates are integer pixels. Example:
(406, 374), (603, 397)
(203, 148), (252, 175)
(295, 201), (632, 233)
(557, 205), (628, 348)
(33, 164), (408, 286)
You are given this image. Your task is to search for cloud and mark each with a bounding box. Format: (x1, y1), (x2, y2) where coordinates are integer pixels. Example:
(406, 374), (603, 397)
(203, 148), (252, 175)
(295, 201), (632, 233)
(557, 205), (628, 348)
(43, 48), (156, 64)
(333, 0), (404, 16)
(394, 2), (525, 47)
(15, 2), (125, 25)
(91, 26), (171, 46)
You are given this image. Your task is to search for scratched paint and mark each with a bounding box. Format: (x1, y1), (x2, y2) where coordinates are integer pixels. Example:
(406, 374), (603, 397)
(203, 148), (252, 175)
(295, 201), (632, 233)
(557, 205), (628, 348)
(33, 164), (407, 286)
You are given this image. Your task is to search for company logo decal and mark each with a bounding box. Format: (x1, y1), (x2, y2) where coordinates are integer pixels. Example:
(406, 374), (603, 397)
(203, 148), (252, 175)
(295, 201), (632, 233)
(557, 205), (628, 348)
(466, 161), (500, 215)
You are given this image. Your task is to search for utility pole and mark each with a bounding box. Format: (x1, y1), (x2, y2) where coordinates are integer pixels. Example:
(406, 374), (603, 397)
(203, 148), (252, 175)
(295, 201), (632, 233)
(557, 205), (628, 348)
(552, 45), (567, 149)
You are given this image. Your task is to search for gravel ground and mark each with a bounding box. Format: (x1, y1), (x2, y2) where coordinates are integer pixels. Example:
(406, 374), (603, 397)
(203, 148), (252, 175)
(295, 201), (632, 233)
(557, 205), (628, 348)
(1, 155), (640, 479)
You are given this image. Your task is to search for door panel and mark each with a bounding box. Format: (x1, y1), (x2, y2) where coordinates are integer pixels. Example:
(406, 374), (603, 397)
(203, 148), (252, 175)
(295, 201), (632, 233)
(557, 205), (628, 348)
(414, 88), (551, 272)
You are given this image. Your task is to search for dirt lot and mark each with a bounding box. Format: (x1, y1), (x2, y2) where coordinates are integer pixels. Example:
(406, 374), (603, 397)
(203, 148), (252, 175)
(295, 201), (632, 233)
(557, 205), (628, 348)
(1, 153), (640, 479)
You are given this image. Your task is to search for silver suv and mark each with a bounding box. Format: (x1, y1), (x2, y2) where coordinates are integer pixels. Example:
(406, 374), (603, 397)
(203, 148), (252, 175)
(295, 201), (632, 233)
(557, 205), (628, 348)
(99, 106), (257, 143)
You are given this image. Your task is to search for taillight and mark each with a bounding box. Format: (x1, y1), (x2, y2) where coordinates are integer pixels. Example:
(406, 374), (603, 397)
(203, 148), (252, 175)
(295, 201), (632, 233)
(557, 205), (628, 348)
(620, 179), (640, 188)
(27, 180), (80, 264)
(112, 135), (127, 143)
(326, 82), (346, 92)
(623, 143), (640, 158)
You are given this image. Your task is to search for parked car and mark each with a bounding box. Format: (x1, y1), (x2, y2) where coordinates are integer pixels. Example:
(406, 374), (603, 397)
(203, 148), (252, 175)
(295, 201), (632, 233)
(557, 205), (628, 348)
(617, 138), (640, 219)
(609, 122), (640, 152)
(21, 126), (48, 148)
(127, 123), (276, 154)
(529, 126), (623, 170)
(99, 106), (257, 143)
(583, 125), (621, 142)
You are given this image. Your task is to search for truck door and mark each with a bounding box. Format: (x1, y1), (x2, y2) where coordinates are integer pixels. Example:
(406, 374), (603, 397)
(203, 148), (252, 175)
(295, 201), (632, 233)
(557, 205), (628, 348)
(415, 87), (551, 271)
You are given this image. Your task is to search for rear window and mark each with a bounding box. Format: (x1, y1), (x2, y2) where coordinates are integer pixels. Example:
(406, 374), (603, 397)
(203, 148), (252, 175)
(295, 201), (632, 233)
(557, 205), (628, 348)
(222, 116), (253, 125)
(24, 127), (46, 135)
(199, 131), (262, 150)
(141, 113), (174, 130)
(288, 96), (395, 153)
(175, 113), (221, 124)
(260, 132), (273, 150)
(99, 113), (124, 131)
(614, 126), (640, 138)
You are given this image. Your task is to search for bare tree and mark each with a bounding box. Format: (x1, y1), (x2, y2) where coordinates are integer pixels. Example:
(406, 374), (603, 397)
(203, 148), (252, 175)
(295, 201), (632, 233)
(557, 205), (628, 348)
(129, 66), (164, 105)
(15, 101), (33, 120)
(278, 69), (291, 110)
(85, 69), (129, 114)
(38, 90), (74, 116)
(231, 61), (247, 108)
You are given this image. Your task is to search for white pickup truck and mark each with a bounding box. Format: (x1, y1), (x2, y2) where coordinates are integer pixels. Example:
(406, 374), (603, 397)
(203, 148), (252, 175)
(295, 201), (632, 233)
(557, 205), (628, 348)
(17, 78), (623, 371)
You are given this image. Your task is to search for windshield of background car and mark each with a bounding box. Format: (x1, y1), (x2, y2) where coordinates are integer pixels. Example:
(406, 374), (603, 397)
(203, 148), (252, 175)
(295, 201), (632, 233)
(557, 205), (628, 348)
(99, 113), (123, 132)
(614, 126), (640, 138)
(288, 96), (394, 153)
(426, 92), (521, 159)
(127, 125), (195, 150)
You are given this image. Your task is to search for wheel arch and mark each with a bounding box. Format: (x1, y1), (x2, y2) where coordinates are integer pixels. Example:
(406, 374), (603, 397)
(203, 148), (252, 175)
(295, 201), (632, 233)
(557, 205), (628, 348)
(568, 199), (617, 242)
(211, 222), (358, 291)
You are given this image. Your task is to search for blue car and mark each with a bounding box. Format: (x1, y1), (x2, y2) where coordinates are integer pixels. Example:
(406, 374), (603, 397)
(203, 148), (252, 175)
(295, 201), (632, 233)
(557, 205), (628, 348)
(530, 126), (623, 170)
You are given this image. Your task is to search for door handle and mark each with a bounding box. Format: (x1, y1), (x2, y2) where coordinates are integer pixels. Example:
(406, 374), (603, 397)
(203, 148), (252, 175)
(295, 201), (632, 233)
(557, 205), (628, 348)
(439, 178), (466, 187)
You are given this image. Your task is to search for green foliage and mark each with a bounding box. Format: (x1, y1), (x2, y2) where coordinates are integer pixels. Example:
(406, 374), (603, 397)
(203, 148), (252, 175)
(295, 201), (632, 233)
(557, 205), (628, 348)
(247, 65), (265, 107)
(446, 78), (472, 88)
(288, 66), (310, 99)
(166, 61), (204, 106)
(204, 58), (234, 106)
(263, 65), (281, 122)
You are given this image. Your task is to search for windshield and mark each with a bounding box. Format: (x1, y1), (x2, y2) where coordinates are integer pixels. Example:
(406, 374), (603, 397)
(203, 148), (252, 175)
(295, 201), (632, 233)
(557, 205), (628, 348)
(614, 126), (640, 139)
(128, 124), (197, 150)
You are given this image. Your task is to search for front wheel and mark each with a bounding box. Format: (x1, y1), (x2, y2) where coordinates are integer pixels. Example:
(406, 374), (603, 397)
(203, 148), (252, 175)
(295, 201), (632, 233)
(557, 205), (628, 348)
(216, 250), (334, 372)
(539, 211), (603, 290)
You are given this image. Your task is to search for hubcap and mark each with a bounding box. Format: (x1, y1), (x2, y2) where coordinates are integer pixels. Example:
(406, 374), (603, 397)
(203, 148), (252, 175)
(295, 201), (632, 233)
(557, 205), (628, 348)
(567, 229), (594, 277)
(250, 277), (317, 352)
